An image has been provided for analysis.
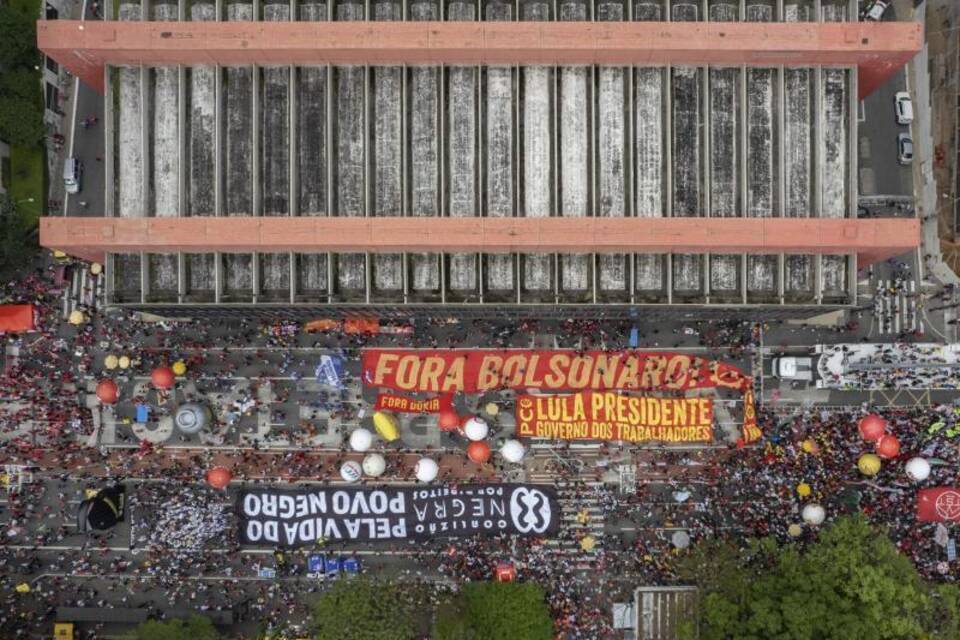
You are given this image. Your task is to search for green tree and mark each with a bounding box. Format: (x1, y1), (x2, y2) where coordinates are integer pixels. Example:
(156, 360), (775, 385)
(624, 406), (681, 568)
(433, 582), (553, 640)
(677, 516), (943, 640)
(0, 195), (38, 278)
(124, 614), (221, 640)
(0, 6), (39, 69)
(0, 95), (46, 147)
(312, 578), (416, 640)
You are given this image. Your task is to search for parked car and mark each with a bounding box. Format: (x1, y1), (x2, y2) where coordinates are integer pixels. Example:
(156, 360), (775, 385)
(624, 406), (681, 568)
(897, 133), (914, 165)
(63, 158), (82, 194)
(894, 91), (913, 125)
(861, 0), (888, 21)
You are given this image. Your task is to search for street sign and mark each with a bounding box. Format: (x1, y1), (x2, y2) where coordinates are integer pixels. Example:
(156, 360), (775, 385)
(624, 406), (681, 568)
(324, 557), (340, 576)
(342, 557), (361, 574)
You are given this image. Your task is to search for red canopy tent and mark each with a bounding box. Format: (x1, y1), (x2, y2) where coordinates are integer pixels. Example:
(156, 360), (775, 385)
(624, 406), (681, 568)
(0, 305), (35, 333)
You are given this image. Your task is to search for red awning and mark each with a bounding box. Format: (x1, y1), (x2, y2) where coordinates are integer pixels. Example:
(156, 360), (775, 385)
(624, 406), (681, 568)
(0, 305), (36, 332)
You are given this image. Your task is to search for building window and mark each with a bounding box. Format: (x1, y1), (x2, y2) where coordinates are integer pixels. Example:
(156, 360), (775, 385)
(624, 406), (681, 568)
(45, 82), (59, 111)
(45, 56), (58, 74)
(45, 3), (58, 19)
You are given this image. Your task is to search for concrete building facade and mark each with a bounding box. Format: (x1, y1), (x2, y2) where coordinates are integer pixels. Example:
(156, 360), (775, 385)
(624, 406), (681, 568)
(36, 0), (923, 316)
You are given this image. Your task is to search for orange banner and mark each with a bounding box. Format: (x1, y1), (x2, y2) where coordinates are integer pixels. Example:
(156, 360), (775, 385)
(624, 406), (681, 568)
(374, 393), (452, 414)
(516, 392), (714, 443)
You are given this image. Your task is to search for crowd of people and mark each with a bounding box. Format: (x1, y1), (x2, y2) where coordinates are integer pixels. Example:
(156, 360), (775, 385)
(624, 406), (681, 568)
(0, 260), (956, 639)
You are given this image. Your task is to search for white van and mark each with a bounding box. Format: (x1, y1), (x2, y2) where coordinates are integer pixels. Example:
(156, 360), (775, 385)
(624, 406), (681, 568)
(894, 91), (913, 125)
(63, 158), (82, 194)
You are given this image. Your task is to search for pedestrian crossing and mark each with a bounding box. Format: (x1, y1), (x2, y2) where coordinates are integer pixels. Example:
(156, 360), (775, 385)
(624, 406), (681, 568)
(62, 264), (104, 321)
(873, 279), (920, 336)
(524, 478), (607, 559)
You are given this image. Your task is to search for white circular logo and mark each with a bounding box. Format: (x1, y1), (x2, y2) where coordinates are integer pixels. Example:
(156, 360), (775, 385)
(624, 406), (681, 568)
(509, 487), (553, 534)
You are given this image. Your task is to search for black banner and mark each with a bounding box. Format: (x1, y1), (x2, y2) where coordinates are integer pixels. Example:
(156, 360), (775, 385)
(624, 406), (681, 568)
(238, 484), (559, 547)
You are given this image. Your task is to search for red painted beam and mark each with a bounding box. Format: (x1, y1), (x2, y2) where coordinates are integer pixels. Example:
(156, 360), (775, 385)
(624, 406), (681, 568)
(40, 216), (919, 267)
(38, 20), (922, 97)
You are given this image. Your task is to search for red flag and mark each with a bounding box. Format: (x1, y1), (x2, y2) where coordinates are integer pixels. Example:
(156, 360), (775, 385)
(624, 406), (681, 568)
(917, 488), (960, 522)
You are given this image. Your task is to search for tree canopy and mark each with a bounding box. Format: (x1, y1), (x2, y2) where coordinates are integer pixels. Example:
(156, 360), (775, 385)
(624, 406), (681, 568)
(433, 582), (554, 640)
(312, 578), (417, 640)
(123, 614), (221, 640)
(0, 5), (44, 147)
(0, 196), (38, 279)
(677, 515), (956, 640)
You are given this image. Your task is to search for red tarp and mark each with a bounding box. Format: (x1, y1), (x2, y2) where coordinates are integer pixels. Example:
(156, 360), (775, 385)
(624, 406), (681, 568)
(0, 305), (35, 333)
(917, 488), (960, 522)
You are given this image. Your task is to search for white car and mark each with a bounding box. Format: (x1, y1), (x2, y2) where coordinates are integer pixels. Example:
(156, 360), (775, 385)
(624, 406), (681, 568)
(861, 0), (889, 21)
(894, 91), (913, 125)
(897, 133), (914, 166)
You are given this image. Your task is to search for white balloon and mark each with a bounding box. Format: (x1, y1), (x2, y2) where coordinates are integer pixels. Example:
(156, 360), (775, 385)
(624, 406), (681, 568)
(671, 530), (691, 549)
(339, 460), (362, 483)
(801, 503), (826, 526)
(349, 428), (374, 452)
(905, 457), (931, 482)
(362, 453), (386, 477)
(500, 439), (526, 463)
(463, 417), (489, 442)
(415, 457), (439, 483)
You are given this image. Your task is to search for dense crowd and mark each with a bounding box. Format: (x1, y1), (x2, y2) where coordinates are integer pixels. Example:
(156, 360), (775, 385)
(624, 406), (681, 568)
(0, 261), (956, 639)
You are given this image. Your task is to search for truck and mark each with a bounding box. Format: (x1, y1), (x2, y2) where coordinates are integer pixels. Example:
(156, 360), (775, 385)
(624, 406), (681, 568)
(771, 356), (814, 382)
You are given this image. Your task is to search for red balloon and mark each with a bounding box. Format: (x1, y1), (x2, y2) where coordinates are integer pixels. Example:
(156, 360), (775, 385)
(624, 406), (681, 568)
(206, 466), (232, 489)
(858, 414), (887, 442)
(151, 367), (175, 390)
(95, 379), (119, 404)
(495, 562), (516, 582)
(467, 440), (491, 464)
(438, 410), (460, 432)
(876, 435), (901, 459)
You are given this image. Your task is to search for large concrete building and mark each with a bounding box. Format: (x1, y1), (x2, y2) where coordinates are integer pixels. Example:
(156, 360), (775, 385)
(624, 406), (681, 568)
(37, 0), (922, 317)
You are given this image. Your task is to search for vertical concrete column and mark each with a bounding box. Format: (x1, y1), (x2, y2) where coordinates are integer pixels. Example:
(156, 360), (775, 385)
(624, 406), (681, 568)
(215, 253), (223, 303)
(289, 252), (296, 304)
(847, 67), (857, 218)
(365, 253), (372, 303)
(814, 0), (820, 21)
(326, 63), (334, 216)
(741, 252), (748, 304)
(401, 64), (408, 216)
(591, 253), (597, 303)
(664, 65), (673, 216)
(104, 66), (115, 216)
(439, 65), (446, 216)
(702, 60), (711, 303)
(140, 253), (149, 303)
(813, 65), (822, 217)
(178, 64), (187, 217)
(364, 64), (371, 217)
(777, 65), (786, 217)
(177, 253), (186, 302)
(778, 254), (785, 304)
(814, 254), (823, 303)
(140, 66), (150, 216)
(289, 65), (298, 216)
(252, 66), (260, 215)
(666, 254), (673, 303)
(739, 64), (747, 217)
(214, 65), (223, 215)
(591, 66), (599, 217)
(252, 252), (260, 302)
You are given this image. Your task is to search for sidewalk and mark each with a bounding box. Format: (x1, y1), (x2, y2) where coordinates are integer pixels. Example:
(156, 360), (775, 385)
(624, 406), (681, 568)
(910, 0), (960, 287)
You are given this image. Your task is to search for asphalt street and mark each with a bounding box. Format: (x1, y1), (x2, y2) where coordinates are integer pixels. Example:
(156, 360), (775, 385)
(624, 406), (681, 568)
(858, 3), (915, 199)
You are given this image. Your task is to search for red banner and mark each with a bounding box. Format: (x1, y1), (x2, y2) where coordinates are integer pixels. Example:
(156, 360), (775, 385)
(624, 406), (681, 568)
(516, 392), (714, 443)
(374, 393), (452, 414)
(917, 488), (960, 522)
(361, 349), (762, 445)
(362, 349), (749, 394)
